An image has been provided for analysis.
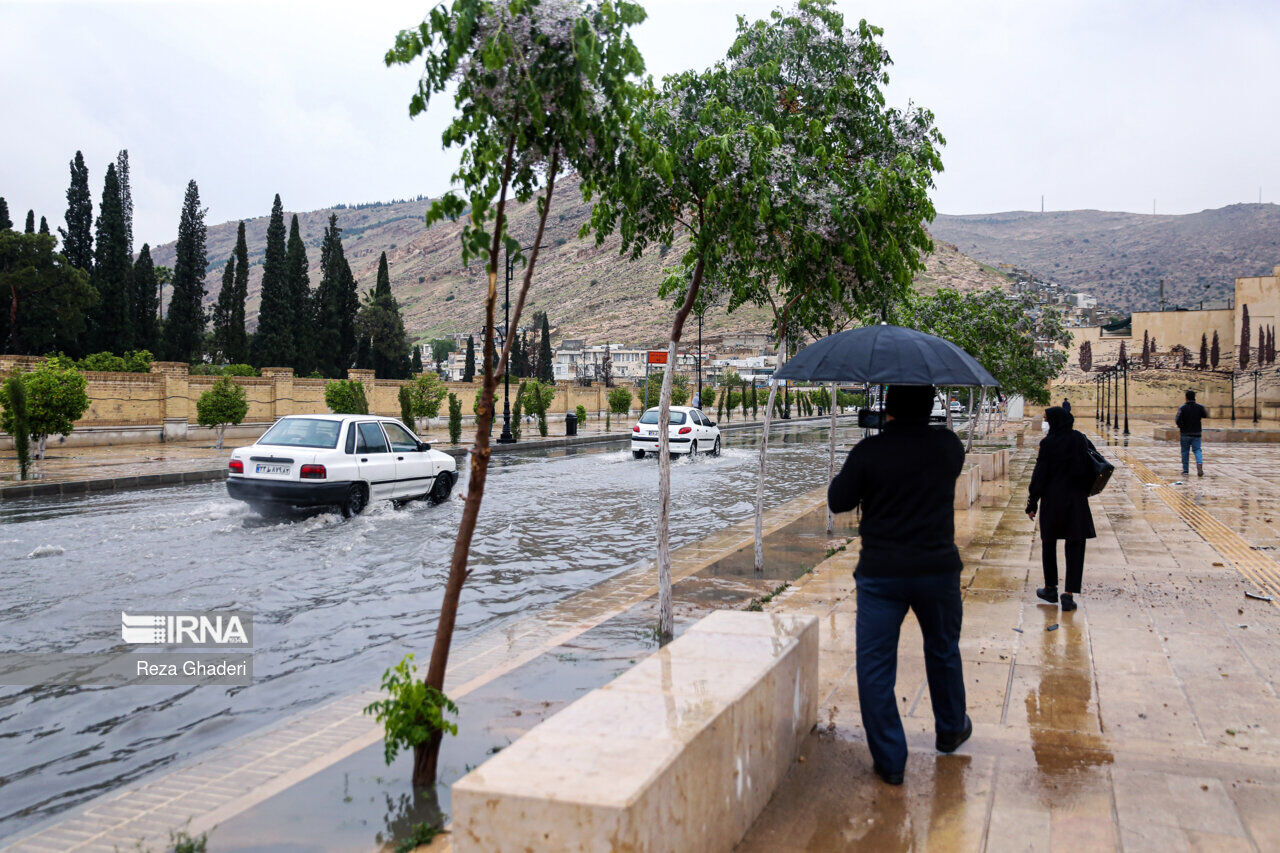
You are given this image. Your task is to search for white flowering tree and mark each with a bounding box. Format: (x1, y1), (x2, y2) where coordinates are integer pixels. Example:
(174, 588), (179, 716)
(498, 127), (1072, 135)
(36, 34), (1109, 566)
(720, 0), (945, 571)
(590, 65), (779, 639)
(384, 0), (645, 788)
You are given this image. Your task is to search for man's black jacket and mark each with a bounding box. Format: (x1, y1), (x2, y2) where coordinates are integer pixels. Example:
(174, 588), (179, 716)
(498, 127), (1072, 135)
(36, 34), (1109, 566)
(828, 420), (966, 577)
(1176, 402), (1208, 436)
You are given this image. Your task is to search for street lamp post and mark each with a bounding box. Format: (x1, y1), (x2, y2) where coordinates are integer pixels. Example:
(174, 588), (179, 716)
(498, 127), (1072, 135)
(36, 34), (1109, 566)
(1095, 374), (1101, 422)
(696, 311), (703, 406)
(1104, 368), (1111, 428)
(497, 242), (543, 444)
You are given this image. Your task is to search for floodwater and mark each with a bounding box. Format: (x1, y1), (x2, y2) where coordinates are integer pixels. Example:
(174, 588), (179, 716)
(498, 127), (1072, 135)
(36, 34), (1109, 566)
(0, 421), (860, 839)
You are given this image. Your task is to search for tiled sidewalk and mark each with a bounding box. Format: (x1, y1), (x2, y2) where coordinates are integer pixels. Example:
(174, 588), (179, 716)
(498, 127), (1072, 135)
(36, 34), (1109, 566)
(740, 427), (1280, 851)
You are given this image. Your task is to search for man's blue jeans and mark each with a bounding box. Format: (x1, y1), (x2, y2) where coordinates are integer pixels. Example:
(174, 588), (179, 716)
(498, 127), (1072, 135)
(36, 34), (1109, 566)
(856, 572), (967, 775)
(1180, 435), (1203, 473)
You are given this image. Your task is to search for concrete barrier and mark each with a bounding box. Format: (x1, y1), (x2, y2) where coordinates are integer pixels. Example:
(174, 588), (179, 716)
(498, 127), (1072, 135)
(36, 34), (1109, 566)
(451, 610), (819, 852)
(954, 464), (981, 508)
(1152, 425), (1280, 443)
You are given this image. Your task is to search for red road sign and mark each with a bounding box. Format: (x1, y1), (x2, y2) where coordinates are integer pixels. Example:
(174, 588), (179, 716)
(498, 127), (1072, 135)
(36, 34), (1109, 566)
(647, 350), (668, 365)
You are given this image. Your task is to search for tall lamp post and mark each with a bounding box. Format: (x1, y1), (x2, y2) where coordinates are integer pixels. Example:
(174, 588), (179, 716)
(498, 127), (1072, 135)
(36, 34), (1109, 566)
(696, 310), (703, 405)
(1095, 373), (1101, 422)
(497, 242), (542, 444)
(1253, 369), (1262, 424)
(1104, 368), (1111, 428)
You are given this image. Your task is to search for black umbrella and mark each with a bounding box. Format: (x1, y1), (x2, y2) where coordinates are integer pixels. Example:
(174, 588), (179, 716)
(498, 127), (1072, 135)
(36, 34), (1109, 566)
(773, 324), (998, 387)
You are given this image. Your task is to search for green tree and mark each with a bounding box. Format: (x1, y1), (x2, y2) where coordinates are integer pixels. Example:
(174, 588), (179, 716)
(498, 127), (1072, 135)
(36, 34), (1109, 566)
(412, 344), (424, 373)
(537, 313), (554, 382)
(163, 180), (208, 362)
(116, 149), (134, 257)
(90, 162), (133, 352)
(131, 244), (160, 353)
(312, 214), (358, 377)
(287, 214), (314, 374)
(196, 376), (249, 449)
(1, 375), (30, 479)
(59, 152), (93, 275)
(428, 338), (455, 370)
(462, 334), (475, 383)
(386, 0), (646, 788)
(399, 384), (416, 428)
(1, 357), (90, 458)
(607, 386), (632, 430)
(211, 254), (237, 363)
(0, 198), (10, 230)
(324, 378), (369, 414)
(410, 372), (448, 420)
(228, 222), (250, 363)
(575, 404), (587, 424)
(0, 231), (95, 355)
(24, 210), (35, 234)
(252, 195), (292, 367)
(38, 216), (49, 236)
(358, 252), (411, 379)
(520, 378), (556, 437)
(447, 392), (461, 444)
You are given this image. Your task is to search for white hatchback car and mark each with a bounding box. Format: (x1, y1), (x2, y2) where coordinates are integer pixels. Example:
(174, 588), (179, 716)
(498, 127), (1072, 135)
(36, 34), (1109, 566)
(630, 406), (721, 458)
(226, 414), (457, 517)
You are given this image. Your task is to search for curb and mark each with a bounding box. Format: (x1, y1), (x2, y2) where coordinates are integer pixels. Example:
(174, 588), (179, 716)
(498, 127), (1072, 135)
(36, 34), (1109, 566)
(0, 414), (848, 501)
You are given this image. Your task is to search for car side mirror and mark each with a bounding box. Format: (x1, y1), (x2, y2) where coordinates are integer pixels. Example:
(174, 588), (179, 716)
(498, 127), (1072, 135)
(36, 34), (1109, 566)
(708, 421), (717, 427)
(418, 441), (431, 452)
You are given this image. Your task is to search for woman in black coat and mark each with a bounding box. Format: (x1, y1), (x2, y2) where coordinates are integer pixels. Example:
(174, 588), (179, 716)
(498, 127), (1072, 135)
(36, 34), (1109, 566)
(1026, 406), (1096, 611)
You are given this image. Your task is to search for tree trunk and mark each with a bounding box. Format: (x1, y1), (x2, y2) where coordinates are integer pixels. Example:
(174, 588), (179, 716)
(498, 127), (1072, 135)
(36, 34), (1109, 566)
(412, 133), (516, 789)
(654, 255), (705, 639)
(965, 389), (977, 453)
(946, 388), (954, 432)
(826, 381), (837, 535)
(216, 424), (225, 451)
(753, 331), (787, 572)
(36, 434), (46, 461)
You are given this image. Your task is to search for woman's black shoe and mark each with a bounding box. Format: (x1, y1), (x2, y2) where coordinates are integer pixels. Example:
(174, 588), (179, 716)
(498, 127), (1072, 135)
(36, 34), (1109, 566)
(1036, 587), (1058, 604)
(936, 715), (973, 753)
(1060, 593), (1077, 612)
(872, 763), (904, 785)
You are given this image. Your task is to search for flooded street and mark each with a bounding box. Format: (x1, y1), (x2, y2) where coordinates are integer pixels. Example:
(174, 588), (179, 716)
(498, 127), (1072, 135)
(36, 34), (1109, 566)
(0, 421), (860, 838)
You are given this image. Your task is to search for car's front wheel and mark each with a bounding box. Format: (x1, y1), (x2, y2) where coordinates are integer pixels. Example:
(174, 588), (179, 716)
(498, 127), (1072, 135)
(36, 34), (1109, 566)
(712, 436), (721, 456)
(340, 484), (368, 518)
(632, 450), (646, 460)
(428, 472), (454, 505)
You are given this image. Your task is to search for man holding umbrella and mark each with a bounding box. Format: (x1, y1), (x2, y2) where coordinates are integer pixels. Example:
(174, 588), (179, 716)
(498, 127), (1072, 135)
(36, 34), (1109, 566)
(828, 384), (972, 785)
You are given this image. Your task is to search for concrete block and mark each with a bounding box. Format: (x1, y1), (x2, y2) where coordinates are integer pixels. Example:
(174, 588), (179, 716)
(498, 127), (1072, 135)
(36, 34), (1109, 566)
(954, 464), (980, 508)
(451, 611), (818, 853)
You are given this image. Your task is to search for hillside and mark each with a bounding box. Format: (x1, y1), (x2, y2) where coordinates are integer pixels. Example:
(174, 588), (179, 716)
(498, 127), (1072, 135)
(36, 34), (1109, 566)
(932, 204), (1280, 314)
(152, 176), (1008, 347)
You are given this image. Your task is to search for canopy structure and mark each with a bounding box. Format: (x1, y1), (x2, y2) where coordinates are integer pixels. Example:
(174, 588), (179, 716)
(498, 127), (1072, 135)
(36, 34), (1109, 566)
(773, 324), (998, 387)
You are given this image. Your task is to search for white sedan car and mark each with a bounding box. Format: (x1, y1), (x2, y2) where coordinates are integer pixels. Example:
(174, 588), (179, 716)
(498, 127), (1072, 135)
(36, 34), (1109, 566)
(226, 414), (457, 517)
(631, 406), (721, 458)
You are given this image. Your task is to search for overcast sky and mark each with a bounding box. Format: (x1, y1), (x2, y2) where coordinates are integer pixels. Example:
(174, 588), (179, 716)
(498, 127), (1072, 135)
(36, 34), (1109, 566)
(4, 0), (1278, 249)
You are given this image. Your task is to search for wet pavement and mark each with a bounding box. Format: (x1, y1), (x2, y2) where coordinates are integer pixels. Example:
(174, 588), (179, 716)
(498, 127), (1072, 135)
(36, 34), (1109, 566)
(0, 420), (857, 842)
(739, 420), (1280, 852)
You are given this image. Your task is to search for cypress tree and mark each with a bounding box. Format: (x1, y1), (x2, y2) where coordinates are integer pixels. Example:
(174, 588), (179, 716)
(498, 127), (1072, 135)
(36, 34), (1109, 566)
(538, 314), (554, 382)
(312, 213), (358, 377)
(38, 216), (49, 235)
(0, 198), (10, 230)
(356, 253), (411, 379)
(163, 180), (208, 362)
(229, 222), (249, 364)
(463, 335), (475, 382)
(212, 254), (237, 362)
(412, 344), (423, 374)
(132, 244), (160, 354)
(59, 151), (93, 273)
(1241, 305), (1251, 369)
(1199, 333), (1208, 370)
(286, 214), (312, 373)
(375, 251), (391, 297)
(90, 162), (133, 351)
(116, 150), (134, 257)
(1211, 330), (1220, 369)
(251, 195), (292, 367)
(24, 210), (35, 233)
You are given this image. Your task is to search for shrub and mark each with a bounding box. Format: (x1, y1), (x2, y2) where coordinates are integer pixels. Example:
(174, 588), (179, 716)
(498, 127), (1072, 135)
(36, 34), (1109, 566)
(520, 379), (555, 437)
(512, 384), (524, 440)
(325, 379), (369, 414)
(77, 351), (126, 372)
(410, 373), (448, 419)
(196, 376), (249, 450)
(189, 363), (258, 377)
(575, 404), (587, 424)
(363, 654), (458, 766)
(123, 350), (153, 372)
(2, 376), (30, 479)
(447, 393), (462, 444)
(472, 388), (494, 436)
(607, 386), (633, 417)
(398, 385), (415, 428)
(1, 357), (90, 458)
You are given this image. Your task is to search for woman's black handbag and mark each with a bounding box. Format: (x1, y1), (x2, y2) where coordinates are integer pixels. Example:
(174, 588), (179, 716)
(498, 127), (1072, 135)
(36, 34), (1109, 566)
(1084, 442), (1114, 496)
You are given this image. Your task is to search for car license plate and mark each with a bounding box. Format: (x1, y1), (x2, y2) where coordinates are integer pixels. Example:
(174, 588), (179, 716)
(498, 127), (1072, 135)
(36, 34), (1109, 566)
(255, 464), (290, 475)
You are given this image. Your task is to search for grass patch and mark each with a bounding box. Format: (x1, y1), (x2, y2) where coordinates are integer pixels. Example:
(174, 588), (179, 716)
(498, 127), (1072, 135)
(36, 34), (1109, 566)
(394, 822), (448, 853)
(745, 582), (790, 612)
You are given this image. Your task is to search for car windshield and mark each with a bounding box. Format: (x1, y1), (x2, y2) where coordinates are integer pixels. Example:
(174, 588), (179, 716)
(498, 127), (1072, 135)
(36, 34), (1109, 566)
(638, 410), (687, 425)
(258, 418), (342, 449)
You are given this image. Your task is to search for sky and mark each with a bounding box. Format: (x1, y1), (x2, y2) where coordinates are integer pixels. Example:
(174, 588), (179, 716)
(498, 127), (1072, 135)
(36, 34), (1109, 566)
(3, 0), (1279, 249)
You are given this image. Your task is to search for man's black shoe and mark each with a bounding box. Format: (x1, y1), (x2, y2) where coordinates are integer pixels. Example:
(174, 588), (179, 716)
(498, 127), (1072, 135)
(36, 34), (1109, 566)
(1035, 587), (1058, 604)
(872, 763), (904, 785)
(1060, 593), (1077, 612)
(936, 715), (973, 754)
